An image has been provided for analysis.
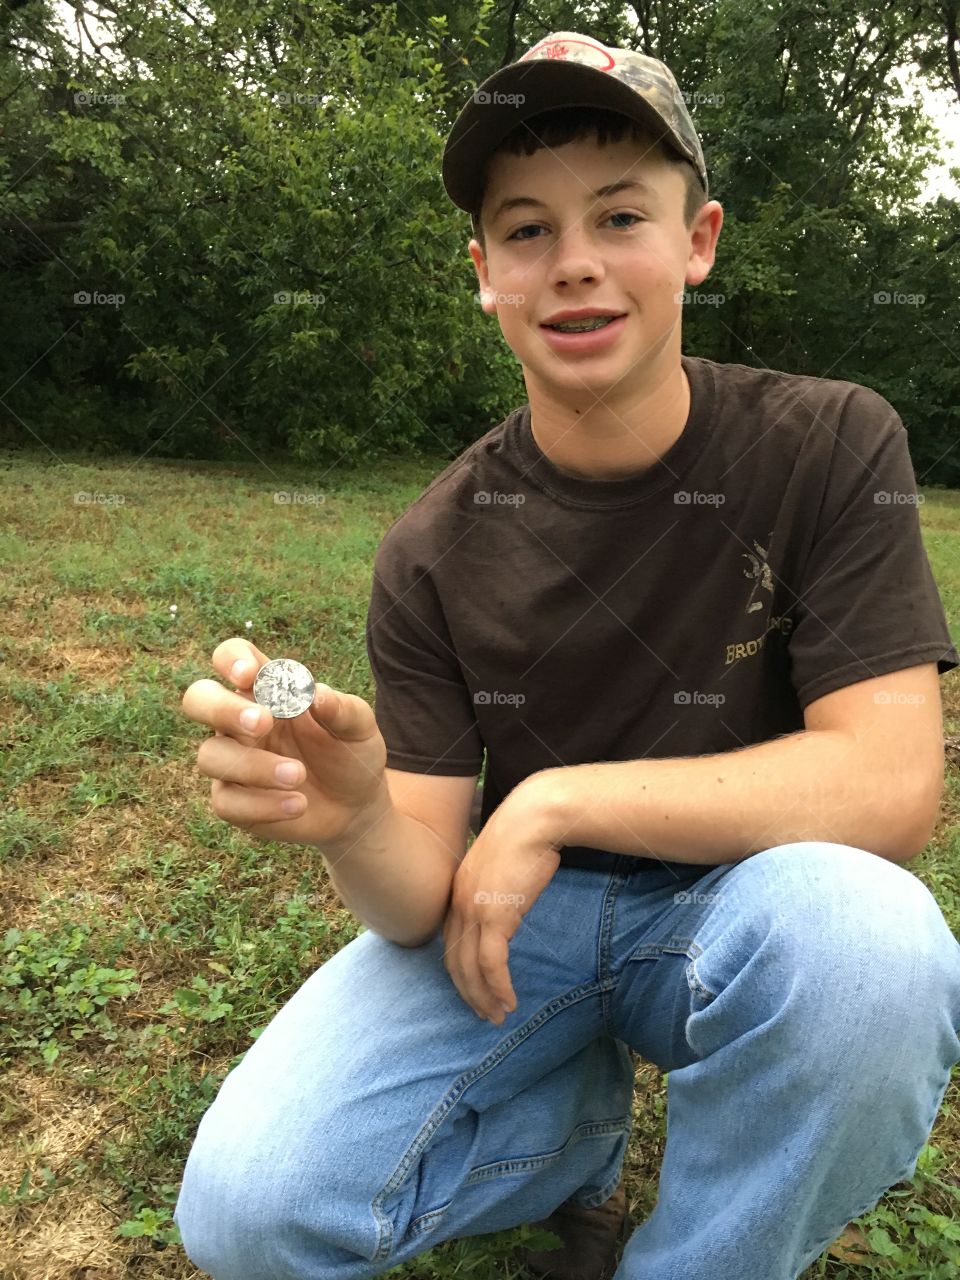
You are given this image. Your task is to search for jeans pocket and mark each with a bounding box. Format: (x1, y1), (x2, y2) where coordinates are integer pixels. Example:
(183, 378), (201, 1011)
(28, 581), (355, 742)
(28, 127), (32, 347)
(380, 1112), (633, 1256)
(685, 954), (718, 1009)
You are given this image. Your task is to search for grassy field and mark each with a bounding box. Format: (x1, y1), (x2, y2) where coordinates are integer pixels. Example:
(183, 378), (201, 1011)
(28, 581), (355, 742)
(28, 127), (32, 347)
(3, 447), (960, 1279)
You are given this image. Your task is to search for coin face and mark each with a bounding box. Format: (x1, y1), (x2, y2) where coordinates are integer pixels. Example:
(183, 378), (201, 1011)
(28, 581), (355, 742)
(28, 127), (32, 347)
(252, 658), (316, 719)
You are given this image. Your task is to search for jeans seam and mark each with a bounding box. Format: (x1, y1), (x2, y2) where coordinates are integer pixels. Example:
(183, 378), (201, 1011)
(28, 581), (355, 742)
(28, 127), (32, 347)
(621, 939), (717, 1002)
(598, 869), (634, 1033)
(404, 1118), (632, 1239)
(685, 949), (718, 1002)
(370, 981), (609, 1261)
(572, 1161), (629, 1209)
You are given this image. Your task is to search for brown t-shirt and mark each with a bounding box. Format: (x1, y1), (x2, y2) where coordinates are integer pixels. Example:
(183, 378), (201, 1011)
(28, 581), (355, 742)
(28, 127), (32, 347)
(365, 354), (959, 867)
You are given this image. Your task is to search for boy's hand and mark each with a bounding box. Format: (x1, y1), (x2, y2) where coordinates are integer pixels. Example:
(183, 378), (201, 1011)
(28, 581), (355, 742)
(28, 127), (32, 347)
(442, 787), (562, 1025)
(181, 638), (389, 847)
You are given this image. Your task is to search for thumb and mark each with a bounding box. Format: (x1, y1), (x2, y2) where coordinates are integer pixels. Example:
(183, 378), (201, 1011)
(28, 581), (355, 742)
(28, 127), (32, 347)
(306, 683), (379, 742)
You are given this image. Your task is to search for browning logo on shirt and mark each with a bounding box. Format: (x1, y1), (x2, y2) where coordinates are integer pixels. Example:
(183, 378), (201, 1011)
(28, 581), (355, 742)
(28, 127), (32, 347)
(741, 536), (774, 613)
(724, 532), (793, 665)
(725, 614), (794, 666)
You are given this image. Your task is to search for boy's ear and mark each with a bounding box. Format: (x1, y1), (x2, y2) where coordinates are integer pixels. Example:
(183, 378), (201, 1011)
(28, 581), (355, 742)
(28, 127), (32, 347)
(683, 201), (724, 288)
(468, 239), (498, 316)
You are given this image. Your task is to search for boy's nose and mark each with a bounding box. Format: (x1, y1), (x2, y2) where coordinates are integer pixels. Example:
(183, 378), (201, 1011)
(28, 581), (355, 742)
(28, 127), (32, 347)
(549, 227), (604, 282)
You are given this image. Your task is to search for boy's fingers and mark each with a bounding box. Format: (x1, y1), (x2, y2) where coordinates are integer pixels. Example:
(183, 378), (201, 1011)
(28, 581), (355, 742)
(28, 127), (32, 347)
(181, 678), (273, 740)
(197, 734), (305, 790)
(446, 921), (499, 1022)
(478, 929), (515, 1015)
(212, 638), (273, 689)
(209, 778), (306, 828)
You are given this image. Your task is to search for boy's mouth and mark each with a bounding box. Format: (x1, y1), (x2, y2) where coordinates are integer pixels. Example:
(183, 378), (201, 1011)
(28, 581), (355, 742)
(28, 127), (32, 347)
(542, 314), (626, 332)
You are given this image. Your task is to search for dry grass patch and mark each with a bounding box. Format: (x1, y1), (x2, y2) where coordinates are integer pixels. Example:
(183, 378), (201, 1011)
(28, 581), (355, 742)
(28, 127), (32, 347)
(0, 1069), (131, 1279)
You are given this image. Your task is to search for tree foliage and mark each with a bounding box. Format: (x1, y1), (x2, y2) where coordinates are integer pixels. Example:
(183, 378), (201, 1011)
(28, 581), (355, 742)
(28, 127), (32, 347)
(1, 0), (958, 479)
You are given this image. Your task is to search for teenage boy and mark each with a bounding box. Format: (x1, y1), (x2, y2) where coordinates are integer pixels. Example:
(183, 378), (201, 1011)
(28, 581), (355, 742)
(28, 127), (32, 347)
(175, 31), (960, 1280)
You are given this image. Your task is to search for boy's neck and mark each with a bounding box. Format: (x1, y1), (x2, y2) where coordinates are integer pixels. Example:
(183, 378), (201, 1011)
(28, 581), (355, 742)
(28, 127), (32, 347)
(526, 350), (690, 482)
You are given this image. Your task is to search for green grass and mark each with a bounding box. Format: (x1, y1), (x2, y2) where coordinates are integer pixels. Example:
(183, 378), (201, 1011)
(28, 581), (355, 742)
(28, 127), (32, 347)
(1, 448), (959, 1278)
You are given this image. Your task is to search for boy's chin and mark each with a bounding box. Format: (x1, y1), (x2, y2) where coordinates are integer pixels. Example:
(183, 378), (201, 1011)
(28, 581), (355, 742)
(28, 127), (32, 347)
(521, 349), (641, 390)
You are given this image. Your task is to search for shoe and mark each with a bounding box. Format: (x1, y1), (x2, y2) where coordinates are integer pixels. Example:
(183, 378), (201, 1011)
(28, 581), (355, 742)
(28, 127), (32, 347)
(517, 1175), (629, 1280)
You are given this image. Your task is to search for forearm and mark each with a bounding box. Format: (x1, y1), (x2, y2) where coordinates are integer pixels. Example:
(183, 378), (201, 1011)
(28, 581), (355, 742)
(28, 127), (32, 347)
(530, 729), (930, 867)
(316, 792), (456, 947)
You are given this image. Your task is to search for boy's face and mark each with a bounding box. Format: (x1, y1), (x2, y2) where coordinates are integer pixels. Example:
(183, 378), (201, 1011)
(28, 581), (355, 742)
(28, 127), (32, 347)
(468, 133), (722, 403)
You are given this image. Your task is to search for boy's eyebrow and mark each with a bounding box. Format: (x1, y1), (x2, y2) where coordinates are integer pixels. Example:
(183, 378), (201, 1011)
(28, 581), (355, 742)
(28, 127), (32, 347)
(490, 179), (660, 224)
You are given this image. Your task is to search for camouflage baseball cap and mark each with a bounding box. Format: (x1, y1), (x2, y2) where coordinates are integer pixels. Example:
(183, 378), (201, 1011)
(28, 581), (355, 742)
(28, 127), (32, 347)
(441, 31), (708, 216)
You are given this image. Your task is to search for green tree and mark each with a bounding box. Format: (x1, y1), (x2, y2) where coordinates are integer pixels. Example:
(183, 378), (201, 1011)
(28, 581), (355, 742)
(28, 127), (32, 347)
(1, 0), (957, 476)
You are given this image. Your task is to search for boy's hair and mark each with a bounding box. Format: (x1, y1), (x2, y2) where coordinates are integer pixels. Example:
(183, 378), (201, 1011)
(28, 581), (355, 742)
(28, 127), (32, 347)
(469, 105), (706, 250)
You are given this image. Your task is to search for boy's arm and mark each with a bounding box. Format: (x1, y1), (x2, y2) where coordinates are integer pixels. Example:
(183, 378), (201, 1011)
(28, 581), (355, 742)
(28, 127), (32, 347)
(519, 664), (944, 866)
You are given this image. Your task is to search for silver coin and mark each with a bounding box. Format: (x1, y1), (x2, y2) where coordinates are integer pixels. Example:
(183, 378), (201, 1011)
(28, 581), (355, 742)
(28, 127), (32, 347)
(252, 658), (316, 719)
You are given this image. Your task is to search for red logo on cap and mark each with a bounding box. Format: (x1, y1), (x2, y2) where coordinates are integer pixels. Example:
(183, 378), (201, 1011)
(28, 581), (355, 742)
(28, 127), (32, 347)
(520, 38), (616, 71)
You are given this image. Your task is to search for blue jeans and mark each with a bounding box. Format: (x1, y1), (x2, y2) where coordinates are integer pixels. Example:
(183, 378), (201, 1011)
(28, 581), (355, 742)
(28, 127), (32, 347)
(174, 842), (960, 1280)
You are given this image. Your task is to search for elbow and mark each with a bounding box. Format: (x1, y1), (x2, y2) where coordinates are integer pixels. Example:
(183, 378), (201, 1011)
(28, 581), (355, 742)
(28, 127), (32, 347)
(393, 929), (441, 949)
(893, 829), (930, 864)
(898, 816), (939, 863)
(387, 914), (444, 948)
(885, 774), (945, 863)
(365, 925), (436, 948)
(383, 906), (448, 949)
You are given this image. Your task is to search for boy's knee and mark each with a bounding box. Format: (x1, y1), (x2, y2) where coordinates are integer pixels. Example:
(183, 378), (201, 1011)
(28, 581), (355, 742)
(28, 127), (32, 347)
(174, 1103), (381, 1278)
(174, 1096), (302, 1276)
(174, 1139), (260, 1279)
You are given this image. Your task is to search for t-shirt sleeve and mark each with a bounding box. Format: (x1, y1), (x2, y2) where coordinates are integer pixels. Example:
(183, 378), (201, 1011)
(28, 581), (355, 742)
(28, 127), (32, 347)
(788, 386), (959, 710)
(365, 530), (484, 775)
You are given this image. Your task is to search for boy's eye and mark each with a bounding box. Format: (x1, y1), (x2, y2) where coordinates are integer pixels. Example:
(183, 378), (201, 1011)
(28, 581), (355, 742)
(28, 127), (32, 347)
(506, 212), (644, 241)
